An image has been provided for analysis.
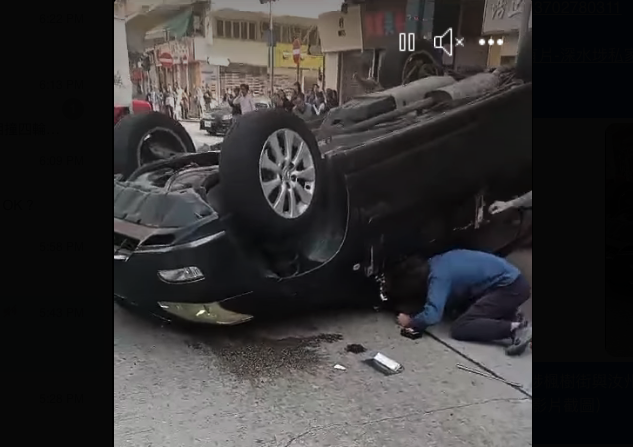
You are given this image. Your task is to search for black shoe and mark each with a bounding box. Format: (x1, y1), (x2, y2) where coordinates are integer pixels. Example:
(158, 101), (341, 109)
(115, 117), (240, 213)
(506, 320), (532, 356)
(515, 310), (526, 324)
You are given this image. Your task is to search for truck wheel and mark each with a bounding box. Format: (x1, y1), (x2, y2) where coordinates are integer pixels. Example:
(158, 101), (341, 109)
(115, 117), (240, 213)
(220, 109), (325, 235)
(379, 39), (443, 88)
(114, 112), (196, 180)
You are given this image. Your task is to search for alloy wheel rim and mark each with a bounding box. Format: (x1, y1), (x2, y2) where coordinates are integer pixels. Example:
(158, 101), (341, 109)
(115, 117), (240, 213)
(258, 129), (316, 219)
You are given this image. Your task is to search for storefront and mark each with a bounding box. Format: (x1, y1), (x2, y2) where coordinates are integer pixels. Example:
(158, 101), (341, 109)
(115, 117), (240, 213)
(318, 0), (428, 102)
(338, 52), (368, 103)
(362, 0), (408, 50)
(153, 39), (194, 90)
(274, 43), (324, 93)
(482, 0), (532, 67)
(318, 5), (364, 102)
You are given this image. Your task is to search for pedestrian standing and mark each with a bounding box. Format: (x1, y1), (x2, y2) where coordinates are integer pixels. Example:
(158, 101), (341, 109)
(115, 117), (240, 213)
(312, 92), (327, 115)
(181, 88), (190, 120)
(292, 94), (314, 120)
(164, 86), (175, 119)
(196, 86), (204, 116)
(174, 84), (183, 120)
(149, 87), (160, 112)
(204, 88), (212, 112)
(236, 84), (256, 114)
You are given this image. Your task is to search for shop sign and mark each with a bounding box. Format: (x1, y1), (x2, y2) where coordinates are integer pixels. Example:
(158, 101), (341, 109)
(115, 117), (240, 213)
(318, 6), (363, 53)
(275, 44), (323, 70)
(362, 0), (408, 49)
(482, 0), (532, 35)
(156, 39), (193, 65)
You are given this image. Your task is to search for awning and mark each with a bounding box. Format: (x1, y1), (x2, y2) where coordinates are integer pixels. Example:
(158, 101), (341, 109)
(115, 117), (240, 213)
(145, 7), (193, 41)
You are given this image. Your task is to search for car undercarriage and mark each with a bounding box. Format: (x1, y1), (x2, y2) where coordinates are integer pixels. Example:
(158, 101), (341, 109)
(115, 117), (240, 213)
(113, 39), (532, 325)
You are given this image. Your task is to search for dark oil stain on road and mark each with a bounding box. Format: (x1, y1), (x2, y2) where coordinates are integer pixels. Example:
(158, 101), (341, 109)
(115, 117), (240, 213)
(186, 333), (344, 380)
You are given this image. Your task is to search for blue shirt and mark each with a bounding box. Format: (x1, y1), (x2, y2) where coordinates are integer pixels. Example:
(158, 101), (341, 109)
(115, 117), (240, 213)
(411, 250), (521, 331)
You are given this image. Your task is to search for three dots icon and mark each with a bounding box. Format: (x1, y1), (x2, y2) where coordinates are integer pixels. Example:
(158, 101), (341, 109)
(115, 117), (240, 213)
(479, 38), (504, 46)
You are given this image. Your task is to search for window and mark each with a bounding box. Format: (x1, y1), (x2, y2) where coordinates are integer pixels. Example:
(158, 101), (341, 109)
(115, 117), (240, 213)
(273, 24), (282, 45)
(216, 20), (259, 40)
(308, 28), (318, 46)
(248, 22), (256, 40)
(292, 26), (303, 43)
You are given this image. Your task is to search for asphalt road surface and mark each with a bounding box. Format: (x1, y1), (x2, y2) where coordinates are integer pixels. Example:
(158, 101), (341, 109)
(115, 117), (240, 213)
(114, 251), (533, 447)
(181, 121), (223, 149)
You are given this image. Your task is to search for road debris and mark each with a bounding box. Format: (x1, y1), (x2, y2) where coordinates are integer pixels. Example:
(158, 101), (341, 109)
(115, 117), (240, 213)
(345, 344), (367, 354)
(333, 364), (347, 371)
(365, 353), (404, 375)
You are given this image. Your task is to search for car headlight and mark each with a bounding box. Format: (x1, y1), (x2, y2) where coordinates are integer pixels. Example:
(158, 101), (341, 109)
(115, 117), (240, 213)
(221, 114), (232, 120)
(158, 266), (204, 283)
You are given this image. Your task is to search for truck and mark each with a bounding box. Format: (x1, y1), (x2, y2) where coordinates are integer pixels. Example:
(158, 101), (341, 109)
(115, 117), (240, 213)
(114, 14), (151, 125)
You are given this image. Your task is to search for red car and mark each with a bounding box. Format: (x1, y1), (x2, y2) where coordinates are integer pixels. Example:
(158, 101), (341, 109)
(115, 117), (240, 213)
(114, 99), (152, 125)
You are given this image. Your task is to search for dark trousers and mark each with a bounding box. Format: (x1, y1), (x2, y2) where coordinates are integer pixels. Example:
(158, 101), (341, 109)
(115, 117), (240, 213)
(451, 275), (531, 342)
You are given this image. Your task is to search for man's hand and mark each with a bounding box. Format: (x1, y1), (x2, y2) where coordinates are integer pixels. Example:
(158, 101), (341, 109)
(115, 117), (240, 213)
(489, 200), (512, 215)
(397, 313), (413, 328)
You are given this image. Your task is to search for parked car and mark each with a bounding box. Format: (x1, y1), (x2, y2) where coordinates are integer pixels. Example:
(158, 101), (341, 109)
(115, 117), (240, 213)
(114, 38), (532, 325)
(200, 97), (272, 136)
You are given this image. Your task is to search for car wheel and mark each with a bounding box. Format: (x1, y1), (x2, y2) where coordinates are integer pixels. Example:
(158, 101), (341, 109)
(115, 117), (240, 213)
(114, 112), (196, 180)
(378, 39), (444, 89)
(206, 130), (215, 136)
(219, 109), (325, 235)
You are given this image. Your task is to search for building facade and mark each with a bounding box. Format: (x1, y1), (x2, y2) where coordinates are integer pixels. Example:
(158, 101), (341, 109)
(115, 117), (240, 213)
(119, 1), (324, 98)
(317, 0), (489, 103)
(204, 9), (323, 96)
(481, 0), (532, 66)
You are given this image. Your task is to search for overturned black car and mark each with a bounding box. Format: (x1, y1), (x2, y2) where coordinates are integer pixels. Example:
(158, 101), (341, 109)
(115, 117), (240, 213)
(114, 39), (532, 325)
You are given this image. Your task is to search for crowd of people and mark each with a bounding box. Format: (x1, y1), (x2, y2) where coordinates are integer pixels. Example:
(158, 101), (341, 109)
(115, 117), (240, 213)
(271, 83), (339, 120)
(146, 83), (233, 120)
(144, 81), (340, 122)
(146, 84), (195, 120)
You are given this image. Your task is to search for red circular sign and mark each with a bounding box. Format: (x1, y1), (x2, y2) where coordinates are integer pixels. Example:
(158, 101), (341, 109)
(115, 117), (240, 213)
(159, 52), (173, 68)
(292, 39), (301, 65)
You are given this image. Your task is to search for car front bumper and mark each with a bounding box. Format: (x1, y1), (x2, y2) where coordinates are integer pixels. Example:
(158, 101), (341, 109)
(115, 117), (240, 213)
(200, 118), (232, 134)
(114, 229), (264, 324)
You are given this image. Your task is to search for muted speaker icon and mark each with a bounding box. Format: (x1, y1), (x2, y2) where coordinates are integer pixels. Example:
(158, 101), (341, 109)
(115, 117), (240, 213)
(433, 28), (453, 57)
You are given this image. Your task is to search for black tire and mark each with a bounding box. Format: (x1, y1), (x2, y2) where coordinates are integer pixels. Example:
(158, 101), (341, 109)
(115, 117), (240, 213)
(113, 112), (196, 180)
(219, 109), (326, 235)
(206, 130), (215, 136)
(378, 39), (442, 89)
(516, 30), (532, 82)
